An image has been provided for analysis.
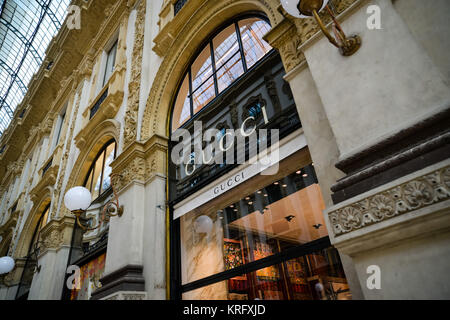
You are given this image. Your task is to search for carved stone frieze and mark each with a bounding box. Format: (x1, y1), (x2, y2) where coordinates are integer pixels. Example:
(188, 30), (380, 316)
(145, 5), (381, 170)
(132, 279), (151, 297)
(328, 165), (450, 236)
(38, 215), (75, 253)
(42, 229), (64, 250)
(111, 135), (168, 193)
(124, 0), (146, 147)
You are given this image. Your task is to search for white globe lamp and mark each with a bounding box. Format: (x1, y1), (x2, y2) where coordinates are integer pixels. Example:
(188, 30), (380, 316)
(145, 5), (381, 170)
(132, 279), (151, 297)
(194, 215), (213, 234)
(0, 256), (15, 275)
(64, 186), (92, 212)
(281, 0), (329, 18)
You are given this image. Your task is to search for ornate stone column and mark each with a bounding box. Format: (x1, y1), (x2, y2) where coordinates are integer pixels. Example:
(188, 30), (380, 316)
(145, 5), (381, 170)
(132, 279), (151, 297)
(27, 215), (76, 300)
(91, 135), (168, 300)
(267, 0), (450, 299)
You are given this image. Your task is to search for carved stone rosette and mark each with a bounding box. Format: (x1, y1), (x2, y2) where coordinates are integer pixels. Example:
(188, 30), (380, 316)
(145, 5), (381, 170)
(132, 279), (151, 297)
(328, 165), (450, 236)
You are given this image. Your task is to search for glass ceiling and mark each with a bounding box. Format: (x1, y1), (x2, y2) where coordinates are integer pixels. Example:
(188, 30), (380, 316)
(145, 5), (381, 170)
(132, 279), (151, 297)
(0, 0), (71, 137)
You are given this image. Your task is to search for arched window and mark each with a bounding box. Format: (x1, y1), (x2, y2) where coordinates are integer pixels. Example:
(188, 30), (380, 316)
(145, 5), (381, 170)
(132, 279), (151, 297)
(16, 203), (50, 300)
(83, 140), (117, 201)
(171, 16), (272, 132)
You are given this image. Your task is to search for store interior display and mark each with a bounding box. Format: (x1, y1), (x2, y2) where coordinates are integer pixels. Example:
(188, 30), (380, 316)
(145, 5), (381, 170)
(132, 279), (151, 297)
(181, 164), (351, 300)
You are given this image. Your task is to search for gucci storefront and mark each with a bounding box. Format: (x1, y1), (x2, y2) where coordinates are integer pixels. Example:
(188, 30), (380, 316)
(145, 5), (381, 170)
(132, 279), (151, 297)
(168, 15), (351, 300)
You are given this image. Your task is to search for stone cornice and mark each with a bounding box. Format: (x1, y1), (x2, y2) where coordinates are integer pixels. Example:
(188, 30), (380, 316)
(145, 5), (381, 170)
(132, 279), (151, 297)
(110, 135), (169, 193)
(326, 161), (450, 239)
(29, 165), (58, 204)
(153, 0), (207, 57)
(38, 215), (76, 255)
(0, 211), (18, 238)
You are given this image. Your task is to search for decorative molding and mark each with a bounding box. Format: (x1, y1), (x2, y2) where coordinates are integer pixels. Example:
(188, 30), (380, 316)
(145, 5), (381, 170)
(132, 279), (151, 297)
(39, 215), (75, 254)
(111, 135), (168, 193)
(123, 0), (146, 148)
(328, 165), (450, 237)
(141, 0), (282, 140)
(103, 291), (148, 300)
(90, 265), (146, 300)
(331, 104), (450, 203)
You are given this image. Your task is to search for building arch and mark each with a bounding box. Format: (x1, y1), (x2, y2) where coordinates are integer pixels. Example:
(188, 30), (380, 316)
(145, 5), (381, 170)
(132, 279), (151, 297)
(63, 119), (121, 216)
(13, 191), (52, 259)
(140, 0), (282, 141)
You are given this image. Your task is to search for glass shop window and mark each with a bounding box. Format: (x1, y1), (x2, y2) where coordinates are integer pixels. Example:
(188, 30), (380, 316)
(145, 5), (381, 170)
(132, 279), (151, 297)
(83, 140), (117, 201)
(171, 16), (272, 132)
(179, 164), (352, 300)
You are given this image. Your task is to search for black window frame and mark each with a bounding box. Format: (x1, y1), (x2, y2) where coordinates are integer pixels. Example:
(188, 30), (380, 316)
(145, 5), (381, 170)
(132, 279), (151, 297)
(170, 13), (273, 133)
(82, 139), (117, 203)
(15, 203), (51, 300)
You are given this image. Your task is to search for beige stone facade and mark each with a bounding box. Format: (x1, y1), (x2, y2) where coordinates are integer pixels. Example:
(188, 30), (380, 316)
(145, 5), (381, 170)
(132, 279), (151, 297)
(0, 0), (449, 300)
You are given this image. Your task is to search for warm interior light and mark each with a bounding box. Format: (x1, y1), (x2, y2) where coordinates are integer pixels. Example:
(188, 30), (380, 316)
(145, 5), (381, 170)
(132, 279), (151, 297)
(64, 186), (92, 212)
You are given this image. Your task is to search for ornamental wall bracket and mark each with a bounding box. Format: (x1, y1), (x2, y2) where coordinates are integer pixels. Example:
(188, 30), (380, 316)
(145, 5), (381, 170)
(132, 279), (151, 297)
(327, 164), (450, 238)
(110, 135), (168, 193)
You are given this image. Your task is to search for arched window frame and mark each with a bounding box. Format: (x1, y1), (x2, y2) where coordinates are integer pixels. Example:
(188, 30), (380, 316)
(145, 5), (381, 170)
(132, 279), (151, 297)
(82, 139), (117, 202)
(171, 14), (273, 132)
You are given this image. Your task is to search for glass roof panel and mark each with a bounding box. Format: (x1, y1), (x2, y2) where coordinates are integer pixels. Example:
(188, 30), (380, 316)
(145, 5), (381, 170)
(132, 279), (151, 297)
(0, 0), (71, 137)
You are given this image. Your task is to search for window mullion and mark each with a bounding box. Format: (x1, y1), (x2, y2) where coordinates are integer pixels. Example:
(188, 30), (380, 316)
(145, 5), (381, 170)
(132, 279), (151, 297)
(235, 21), (248, 72)
(188, 69), (194, 118)
(209, 41), (219, 97)
(99, 148), (107, 195)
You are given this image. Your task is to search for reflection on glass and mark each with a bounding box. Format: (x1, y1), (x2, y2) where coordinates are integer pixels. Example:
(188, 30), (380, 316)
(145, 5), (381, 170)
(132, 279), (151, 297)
(171, 18), (272, 129)
(188, 247), (352, 300)
(192, 76), (215, 113)
(183, 247), (350, 300)
(181, 164), (330, 284)
(213, 25), (240, 69)
(239, 18), (271, 69)
(85, 170), (93, 195)
(192, 46), (213, 90)
(40, 206), (50, 230)
(84, 141), (117, 201)
(216, 52), (244, 93)
(172, 74), (191, 132)
(102, 143), (115, 192)
(91, 151), (105, 201)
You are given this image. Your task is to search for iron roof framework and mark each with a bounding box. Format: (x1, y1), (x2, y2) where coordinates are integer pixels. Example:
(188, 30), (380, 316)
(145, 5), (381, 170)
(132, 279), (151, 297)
(0, 0), (70, 137)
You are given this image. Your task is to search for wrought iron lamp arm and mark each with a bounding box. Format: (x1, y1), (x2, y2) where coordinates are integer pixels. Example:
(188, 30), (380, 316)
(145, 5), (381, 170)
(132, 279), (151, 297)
(72, 174), (123, 231)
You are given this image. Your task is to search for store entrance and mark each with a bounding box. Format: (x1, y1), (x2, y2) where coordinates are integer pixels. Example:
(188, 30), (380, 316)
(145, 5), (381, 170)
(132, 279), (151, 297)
(178, 160), (352, 300)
